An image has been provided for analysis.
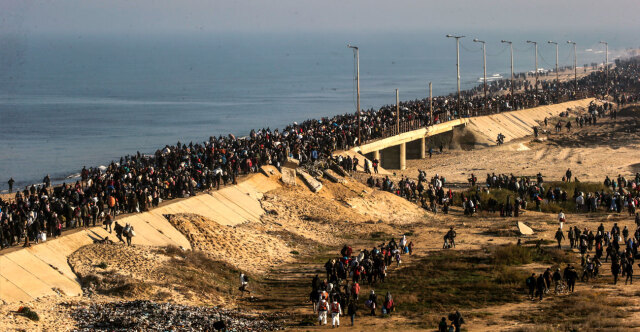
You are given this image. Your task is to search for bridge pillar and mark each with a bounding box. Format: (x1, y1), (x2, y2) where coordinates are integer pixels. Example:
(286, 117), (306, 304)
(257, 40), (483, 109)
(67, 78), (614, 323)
(399, 142), (406, 170)
(380, 144), (406, 170)
(406, 137), (426, 159)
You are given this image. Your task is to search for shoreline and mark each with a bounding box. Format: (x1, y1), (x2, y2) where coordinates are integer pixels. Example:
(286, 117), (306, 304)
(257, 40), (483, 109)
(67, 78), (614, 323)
(0, 64), (618, 193)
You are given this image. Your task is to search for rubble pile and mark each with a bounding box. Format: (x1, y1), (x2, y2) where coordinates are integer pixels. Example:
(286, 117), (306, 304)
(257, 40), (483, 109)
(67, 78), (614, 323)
(72, 300), (283, 331)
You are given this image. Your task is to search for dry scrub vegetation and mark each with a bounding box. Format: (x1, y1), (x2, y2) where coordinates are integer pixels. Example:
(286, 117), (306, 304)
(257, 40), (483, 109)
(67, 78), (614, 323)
(70, 243), (246, 305)
(508, 292), (636, 331)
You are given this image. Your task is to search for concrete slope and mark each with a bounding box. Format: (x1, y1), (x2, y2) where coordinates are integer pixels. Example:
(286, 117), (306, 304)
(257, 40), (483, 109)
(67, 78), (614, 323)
(0, 173), (280, 304)
(466, 99), (594, 146)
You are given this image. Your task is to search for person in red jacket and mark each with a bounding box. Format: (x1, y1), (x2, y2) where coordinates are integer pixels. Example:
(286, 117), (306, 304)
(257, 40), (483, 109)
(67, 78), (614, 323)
(351, 281), (360, 300)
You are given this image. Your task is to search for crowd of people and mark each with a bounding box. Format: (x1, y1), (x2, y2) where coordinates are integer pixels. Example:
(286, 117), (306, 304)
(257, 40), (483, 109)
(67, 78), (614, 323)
(2, 56), (640, 250)
(526, 265), (579, 301)
(529, 217), (640, 304)
(310, 237), (412, 327)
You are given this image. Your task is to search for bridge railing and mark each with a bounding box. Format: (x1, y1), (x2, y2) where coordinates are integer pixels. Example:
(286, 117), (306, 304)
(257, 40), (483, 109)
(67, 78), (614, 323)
(361, 93), (595, 147)
(380, 119), (423, 139)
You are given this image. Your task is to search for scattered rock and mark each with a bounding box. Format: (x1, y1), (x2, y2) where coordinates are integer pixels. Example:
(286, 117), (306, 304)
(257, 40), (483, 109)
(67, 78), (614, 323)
(71, 300), (284, 331)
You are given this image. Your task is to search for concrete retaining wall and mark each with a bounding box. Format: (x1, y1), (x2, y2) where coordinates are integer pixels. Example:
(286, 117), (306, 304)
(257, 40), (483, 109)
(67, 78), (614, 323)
(466, 99), (595, 146)
(0, 173), (280, 304)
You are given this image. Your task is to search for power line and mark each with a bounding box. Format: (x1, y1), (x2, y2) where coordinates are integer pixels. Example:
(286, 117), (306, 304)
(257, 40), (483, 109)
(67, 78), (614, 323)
(486, 44), (508, 57)
(513, 44), (534, 53)
(537, 52), (555, 69)
(459, 41), (481, 53)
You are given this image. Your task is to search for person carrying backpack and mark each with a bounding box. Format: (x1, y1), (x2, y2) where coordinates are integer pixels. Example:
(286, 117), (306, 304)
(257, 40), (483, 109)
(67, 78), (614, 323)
(330, 299), (342, 328)
(317, 298), (328, 326)
(451, 311), (465, 332)
(123, 223), (135, 246)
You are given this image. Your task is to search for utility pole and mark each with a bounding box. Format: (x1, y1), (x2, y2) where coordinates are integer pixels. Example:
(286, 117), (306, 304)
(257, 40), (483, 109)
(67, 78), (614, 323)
(548, 41), (559, 101)
(347, 44), (361, 145)
(567, 41), (577, 96)
(473, 39), (487, 113)
(429, 82), (433, 125)
(526, 40), (538, 94)
(446, 34), (465, 117)
(396, 89), (400, 133)
(501, 40), (514, 108)
(599, 41), (608, 81)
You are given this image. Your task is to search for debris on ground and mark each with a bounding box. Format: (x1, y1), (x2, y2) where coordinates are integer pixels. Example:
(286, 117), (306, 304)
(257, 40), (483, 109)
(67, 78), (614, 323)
(71, 300), (284, 331)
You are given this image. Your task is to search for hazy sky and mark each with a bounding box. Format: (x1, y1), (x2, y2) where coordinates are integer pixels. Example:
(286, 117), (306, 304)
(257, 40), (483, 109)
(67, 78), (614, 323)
(2, 0), (639, 36)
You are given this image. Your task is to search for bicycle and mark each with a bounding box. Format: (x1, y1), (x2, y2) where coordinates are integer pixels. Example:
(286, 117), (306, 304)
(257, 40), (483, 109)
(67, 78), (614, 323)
(554, 280), (568, 294)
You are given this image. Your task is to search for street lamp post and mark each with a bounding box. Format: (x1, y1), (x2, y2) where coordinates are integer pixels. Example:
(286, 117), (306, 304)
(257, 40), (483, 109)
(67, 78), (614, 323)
(347, 44), (361, 146)
(567, 41), (577, 96)
(526, 40), (538, 94)
(548, 41), (559, 101)
(396, 89), (400, 133)
(446, 34), (465, 117)
(473, 38), (487, 113)
(599, 41), (608, 81)
(501, 40), (514, 109)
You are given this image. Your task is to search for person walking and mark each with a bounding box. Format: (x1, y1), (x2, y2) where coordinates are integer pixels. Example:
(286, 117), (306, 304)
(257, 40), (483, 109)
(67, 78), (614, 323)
(239, 273), (250, 295)
(536, 273), (546, 301)
(568, 227), (575, 248)
(526, 273), (536, 300)
(347, 300), (357, 326)
(625, 258), (634, 285)
(611, 256), (621, 285)
(104, 214), (113, 233)
(555, 228), (565, 249)
(564, 265), (577, 292)
(558, 210), (566, 230)
(7, 178), (15, 193)
(438, 317), (448, 332)
(123, 223), (134, 246)
(367, 290), (377, 316)
(330, 299), (342, 328)
(452, 310), (464, 332)
(317, 298), (328, 326)
(114, 221), (125, 243)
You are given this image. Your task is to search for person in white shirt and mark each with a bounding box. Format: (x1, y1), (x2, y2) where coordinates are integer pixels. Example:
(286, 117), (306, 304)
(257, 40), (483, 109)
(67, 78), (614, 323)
(330, 299), (342, 328)
(558, 211), (566, 230)
(239, 273), (250, 295)
(317, 298), (328, 325)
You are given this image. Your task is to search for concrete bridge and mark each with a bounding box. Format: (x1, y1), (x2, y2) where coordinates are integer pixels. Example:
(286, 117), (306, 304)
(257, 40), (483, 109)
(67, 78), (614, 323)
(352, 98), (595, 170)
(355, 119), (468, 170)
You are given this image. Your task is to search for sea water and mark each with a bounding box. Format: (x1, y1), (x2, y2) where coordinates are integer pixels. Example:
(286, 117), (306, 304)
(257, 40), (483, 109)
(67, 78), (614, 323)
(0, 31), (635, 190)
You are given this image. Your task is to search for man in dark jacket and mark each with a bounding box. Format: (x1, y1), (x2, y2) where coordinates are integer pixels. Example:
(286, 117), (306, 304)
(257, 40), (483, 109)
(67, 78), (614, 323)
(555, 228), (565, 249)
(526, 273), (536, 300)
(564, 264), (578, 292)
(452, 311), (464, 332)
(114, 221), (125, 243)
(347, 300), (358, 326)
(536, 274), (546, 300)
(438, 317), (448, 332)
